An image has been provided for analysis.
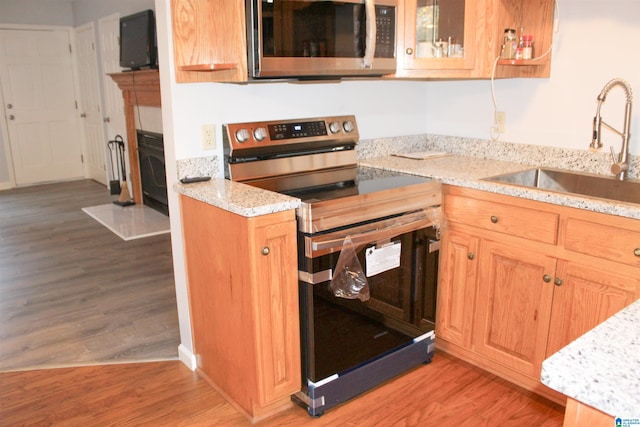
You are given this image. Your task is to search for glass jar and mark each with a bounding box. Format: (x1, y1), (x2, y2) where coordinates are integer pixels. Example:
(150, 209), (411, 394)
(522, 35), (534, 60)
(501, 28), (517, 59)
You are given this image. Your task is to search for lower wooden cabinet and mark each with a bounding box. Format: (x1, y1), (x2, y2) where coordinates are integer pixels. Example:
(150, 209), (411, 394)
(180, 195), (300, 422)
(437, 186), (640, 402)
(473, 239), (556, 379)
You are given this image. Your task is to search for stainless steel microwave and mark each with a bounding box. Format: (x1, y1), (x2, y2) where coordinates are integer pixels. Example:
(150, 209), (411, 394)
(246, 0), (397, 79)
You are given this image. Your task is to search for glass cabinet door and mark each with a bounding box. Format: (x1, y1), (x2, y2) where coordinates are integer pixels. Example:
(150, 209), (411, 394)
(402, 0), (476, 72)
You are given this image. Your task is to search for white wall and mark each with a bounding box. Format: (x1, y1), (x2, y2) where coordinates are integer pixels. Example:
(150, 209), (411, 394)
(159, 0), (640, 368)
(424, 1), (640, 157)
(0, 0), (73, 25)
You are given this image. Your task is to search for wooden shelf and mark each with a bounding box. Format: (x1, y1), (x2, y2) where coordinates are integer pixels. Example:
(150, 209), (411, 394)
(178, 63), (238, 72)
(497, 58), (547, 67)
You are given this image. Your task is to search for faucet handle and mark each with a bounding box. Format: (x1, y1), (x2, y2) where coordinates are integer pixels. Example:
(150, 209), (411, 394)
(610, 146), (629, 175)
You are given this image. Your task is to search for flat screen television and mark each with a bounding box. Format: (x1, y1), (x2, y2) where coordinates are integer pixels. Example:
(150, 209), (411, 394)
(119, 10), (157, 70)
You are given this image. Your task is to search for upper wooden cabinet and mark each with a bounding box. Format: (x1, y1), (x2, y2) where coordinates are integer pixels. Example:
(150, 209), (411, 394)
(395, 0), (556, 79)
(171, 0), (248, 83)
(170, 0), (556, 82)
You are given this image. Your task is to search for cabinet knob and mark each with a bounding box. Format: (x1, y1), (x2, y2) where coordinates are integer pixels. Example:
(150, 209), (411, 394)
(490, 215), (499, 224)
(8, 114), (15, 120)
(406, 48), (414, 55)
(261, 246), (270, 256)
(467, 252), (475, 260)
(554, 277), (563, 286)
(543, 274), (551, 283)
(634, 248), (640, 257)
(7, 103), (13, 109)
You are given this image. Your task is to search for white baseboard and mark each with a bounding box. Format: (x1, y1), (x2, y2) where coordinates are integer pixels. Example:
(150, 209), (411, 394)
(0, 181), (13, 190)
(178, 344), (197, 371)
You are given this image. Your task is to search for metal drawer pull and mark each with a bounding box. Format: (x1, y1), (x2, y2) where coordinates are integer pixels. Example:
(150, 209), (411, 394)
(635, 248), (640, 257)
(490, 215), (499, 223)
(261, 246), (270, 256)
(554, 277), (563, 286)
(543, 274), (551, 283)
(467, 252), (475, 260)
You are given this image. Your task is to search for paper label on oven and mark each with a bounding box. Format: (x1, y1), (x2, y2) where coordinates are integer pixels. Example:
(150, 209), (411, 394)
(365, 242), (401, 277)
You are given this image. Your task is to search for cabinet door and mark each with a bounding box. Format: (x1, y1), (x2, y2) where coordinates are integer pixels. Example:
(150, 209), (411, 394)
(251, 216), (301, 406)
(546, 260), (640, 356)
(398, 0), (477, 76)
(473, 239), (556, 378)
(436, 227), (479, 348)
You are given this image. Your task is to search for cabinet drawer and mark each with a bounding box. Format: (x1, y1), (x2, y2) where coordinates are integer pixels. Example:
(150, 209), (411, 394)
(564, 217), (640, 267)
(444, 194), (559, 244)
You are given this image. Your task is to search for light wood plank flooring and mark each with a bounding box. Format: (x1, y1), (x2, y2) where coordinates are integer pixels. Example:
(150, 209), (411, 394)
(0, 180), (179, 371)
(0, 352), (564, 426)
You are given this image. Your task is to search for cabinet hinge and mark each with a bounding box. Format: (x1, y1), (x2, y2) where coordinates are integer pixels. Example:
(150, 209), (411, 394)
(69, 44), (72, 54)
(75, 100), (78, 110)
(80, 154), (84, 164)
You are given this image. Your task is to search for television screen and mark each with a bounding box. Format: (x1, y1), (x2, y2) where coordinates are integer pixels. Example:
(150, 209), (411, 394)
(119, 10), (157, 70)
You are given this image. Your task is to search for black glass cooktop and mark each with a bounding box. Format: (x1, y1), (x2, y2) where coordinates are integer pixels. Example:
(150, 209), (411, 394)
(283, 166), (432, 204)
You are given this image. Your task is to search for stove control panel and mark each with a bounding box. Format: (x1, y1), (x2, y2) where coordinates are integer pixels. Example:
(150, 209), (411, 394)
(223, 115), (358, 157)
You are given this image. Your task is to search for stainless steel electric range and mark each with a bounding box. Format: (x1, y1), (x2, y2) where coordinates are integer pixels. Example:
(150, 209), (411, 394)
(223, 115), (441, 417)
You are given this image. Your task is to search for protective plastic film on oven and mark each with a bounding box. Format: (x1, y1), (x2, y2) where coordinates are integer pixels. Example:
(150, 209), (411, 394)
(328, 206), (442, 302)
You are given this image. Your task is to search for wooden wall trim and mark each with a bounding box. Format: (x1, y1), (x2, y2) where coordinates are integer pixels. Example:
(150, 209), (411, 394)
(108, 69), (161, 204)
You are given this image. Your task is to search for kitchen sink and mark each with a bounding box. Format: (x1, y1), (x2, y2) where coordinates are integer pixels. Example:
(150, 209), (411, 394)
(483, 167), (640, 204)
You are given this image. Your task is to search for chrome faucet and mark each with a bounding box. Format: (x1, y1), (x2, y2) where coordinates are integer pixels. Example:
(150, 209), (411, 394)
(590, 78), (633, 180)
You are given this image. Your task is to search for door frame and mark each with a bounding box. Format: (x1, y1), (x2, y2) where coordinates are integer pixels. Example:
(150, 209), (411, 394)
(73, 22), (108, 185)
(0, 23), (87, 189)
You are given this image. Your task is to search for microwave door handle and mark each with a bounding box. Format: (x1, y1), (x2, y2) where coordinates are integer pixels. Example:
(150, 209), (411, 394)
(362, 0), (376, 69)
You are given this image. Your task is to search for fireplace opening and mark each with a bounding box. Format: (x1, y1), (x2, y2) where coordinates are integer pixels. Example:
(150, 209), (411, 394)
(137, 130), (169, 216)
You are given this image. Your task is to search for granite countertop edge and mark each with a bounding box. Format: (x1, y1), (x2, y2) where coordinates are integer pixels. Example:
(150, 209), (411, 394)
(174, 178), (300, 217)
(540, 299), (640, 417)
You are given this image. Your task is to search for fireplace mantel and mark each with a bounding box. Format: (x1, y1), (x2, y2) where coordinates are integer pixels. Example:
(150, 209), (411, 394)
(109, 69), (161, 204)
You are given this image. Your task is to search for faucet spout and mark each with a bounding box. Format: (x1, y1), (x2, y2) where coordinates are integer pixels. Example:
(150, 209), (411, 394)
(591, 78), (633, 180)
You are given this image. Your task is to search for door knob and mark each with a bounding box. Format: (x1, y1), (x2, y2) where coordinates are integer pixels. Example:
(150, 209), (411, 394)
(8, 114), (15, 120)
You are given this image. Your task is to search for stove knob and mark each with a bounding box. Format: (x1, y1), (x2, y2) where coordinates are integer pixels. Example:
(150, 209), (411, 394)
(343, 120), (355, 133)
(329, 121), (342, 134)
(235, 128), (250, 143)
(253, 127), (267, 142)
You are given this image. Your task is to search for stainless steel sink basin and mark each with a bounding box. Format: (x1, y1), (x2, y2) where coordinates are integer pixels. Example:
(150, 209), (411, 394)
(483, 168), (640, 204)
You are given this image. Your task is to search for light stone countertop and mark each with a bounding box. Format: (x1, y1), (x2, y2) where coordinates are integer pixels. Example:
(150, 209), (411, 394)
(540, 299), (640, 417)
(174, 153), (640, 219)
(358, 154), (640, 220)
(174, 178), (300, 217)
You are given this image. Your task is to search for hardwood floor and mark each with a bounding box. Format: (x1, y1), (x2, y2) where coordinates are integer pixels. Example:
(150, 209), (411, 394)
(0, 180), (565, 425)
(0, 180), (179, 371)
(0, 352), (564, 426)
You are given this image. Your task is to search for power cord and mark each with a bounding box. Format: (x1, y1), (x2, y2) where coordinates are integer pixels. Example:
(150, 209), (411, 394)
(489, 0), (560, 142)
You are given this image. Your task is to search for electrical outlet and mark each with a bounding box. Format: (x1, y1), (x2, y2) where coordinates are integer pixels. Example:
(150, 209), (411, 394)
(496, 111), (506, 133)
(202, 124), (216, 150)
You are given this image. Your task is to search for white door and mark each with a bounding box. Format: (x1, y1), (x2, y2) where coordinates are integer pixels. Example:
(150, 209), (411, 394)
(98, 14), (129, 187)
(98, 14), (127, 140)
(0, 28), (84, 185)
(75, 23), (107, 185)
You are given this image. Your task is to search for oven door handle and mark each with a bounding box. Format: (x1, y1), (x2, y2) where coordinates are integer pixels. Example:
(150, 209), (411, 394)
(306, 212), (438, 258)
